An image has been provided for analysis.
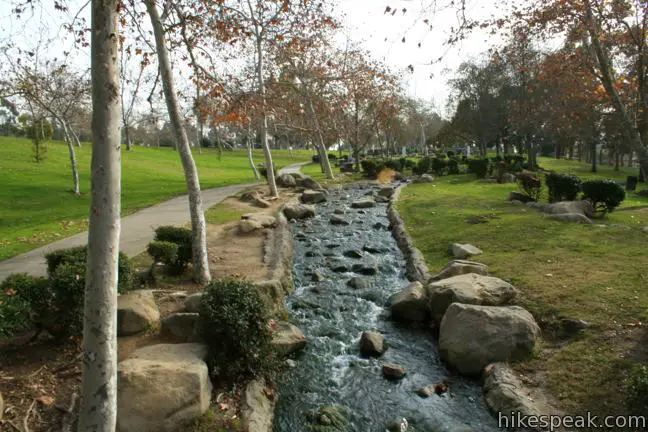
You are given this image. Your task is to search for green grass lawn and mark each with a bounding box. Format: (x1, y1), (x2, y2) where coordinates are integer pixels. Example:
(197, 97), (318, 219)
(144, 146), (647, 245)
(0, 136), (311, 261)
(397, 158), (648, 417)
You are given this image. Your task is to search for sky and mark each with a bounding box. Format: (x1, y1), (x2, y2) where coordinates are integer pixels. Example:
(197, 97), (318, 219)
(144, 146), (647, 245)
(0, 0), (508, 116)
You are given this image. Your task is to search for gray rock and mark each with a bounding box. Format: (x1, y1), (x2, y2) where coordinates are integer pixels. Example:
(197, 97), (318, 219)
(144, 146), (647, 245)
(439, 304), (540, 375)
(378, 186), (395, 198)
(330, 214), (350, 225)
(359, 331), (387, 357)
(301, 176), (324, 191)
(501, 173), (517, 183)
(426, 273), (519, 322)
(375, 195), (391, 203)
(271, 321), (307, 356)
(482, 363), (542, 418)
(351, 198), (376, 208)
(330, 262), (350, 273)
(642, 226), (648, 234)
(300, 189), (327, 204)
(636, 189), (648, 197)
(343, 250), (364, 259)
(242, 379), (274, 432)
(275, 173), (297, 188)
(383, 363), (406, 380)
(184, 292), (203, 313)
(451, 243), (483, 259)
(283, 203), (316, 220)
(549, 213), (592, 224)
(311, 271), (325, 282)
(391, 281), (428, 322)
(508, 191), (533, 203)
(117, 344), (211, 432)
(347, 277), (370, 290)
(413, 174), (435, 183)
(161, 313), (199, 341)
(429, 260), (489, 282)
(352, 261), (378, 275)
(386, 418), (409, 432)
(561, 318), (589, 335)
(363, 244), (386, 254)
(546, 200), (595, 218)
(333, 209), (345, 215)
(253, 280), (285, 312)
(117, 290), (160, 336)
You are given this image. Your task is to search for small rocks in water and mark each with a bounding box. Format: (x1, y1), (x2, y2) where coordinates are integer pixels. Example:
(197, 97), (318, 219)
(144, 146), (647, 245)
(310, 271), (325, 282)
(329, 261), (350, 273)
(416, 385), (435, 398)
(322, 251), (339, 257)
(373, 222), (388, 230)
(283, 203), (316, 220)
(305, 250), (319, 257)
(326, 243), (341, 249)
(343, 250), (363, 259)
(330, 214), (350, 225)
(359, 331), (387, 357)
(285, 359), (297, 368)
(386, 418), (409, 432)
(333, 209), (345, 215)
(382, 363), (406, 380)
(374, 195), (390, 203)
(347, 277), (370, 290)
(352, 262), (378, 275)
(451, 243), (483, 259)
(378, 186), (395, 198)
(363, 244), (385, 254)
(351, 198), (376, 209)
(357, 209), (367, 214)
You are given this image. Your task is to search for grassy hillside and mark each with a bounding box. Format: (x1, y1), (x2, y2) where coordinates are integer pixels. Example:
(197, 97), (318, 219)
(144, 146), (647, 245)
(397, 157), (648, 417)
(0, 137), (311, 260)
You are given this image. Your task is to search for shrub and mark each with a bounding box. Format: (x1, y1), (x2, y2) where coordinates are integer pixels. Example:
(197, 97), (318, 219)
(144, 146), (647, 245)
(495, 160), (510, 183)
(327, 153), (337, 160)
(49, 261), (87, 338)
(311, 154), (320, 163)
(581, 179), (626, 215)
(5, 273), (52, 331)
(516, 171), (543, 202)
(413, 157), (431, 175)
(446, 150), (455, 158)
(45, 246), (133, 293)
(545, 172), (582, 203)
(467, 158), (490, 178)
(447, 158), (460, 175)
(626, 364), (648, 410)
(154, 226), (193, 273)
(147, 241), (179, 266)
(0, 275), (36, 338)
(402, 158), (416, 171)
(360, 159), (386, 179)
(198, 278), (277, 383)
(431, 157), (447, 175)
(384, 159), (403, 172)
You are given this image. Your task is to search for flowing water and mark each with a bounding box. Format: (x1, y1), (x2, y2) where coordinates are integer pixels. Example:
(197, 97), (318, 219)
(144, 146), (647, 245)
(273, 184), (501, 432)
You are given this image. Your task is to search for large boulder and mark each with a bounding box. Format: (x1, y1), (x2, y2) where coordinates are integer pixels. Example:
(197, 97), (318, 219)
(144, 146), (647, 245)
(275, 173), (297, 188)
(117, 344), (212, 432)
(161, 313), (199, 341)
(450, 243), (483, 260)
(254, 279), (285, 312)
(351, 198), (376, 209)
(242, 379), (274, 432)
(426, 273), (518, 322)
(239, 214), (277, 233)
(330, 214), (350, 225)
(301, 176), (324, 191)
(549, 213), (592, 224)
(429, 260), (488, 282)
(117, 290), (160, 336)
(300, 189), (327, 204)
(271, 321), (307, 356)
(184, 292), (203, 313)
(359, 331), (387, 357)
(439, 304), (540, 375)
(378, 186), (395, 198)
(546, 200), (595, 218)
(391, 281), (428, 322)
(283, 203), (316, 220)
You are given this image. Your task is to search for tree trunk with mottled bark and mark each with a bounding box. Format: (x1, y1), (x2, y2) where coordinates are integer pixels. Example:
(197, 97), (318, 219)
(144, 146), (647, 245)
(307, 96), (334, 179)
(247, 120), (260, 181)
(60, 120), (80, 195)
(146, 0), (211, 284)
(77, 2), (121, 431)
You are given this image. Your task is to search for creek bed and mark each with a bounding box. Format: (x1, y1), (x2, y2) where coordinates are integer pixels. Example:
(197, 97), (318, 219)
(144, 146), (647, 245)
(273, 185), (500, 432)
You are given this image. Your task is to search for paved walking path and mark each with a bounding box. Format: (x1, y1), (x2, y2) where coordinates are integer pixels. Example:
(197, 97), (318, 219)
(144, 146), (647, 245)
(0, 162), (307, 282)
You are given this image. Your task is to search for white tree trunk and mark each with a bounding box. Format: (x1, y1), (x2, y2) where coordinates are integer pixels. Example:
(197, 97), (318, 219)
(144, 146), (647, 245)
(146, 0), (211, 284)
(77, 1), (121, 431)
(61, 120), (81, 195)
(255, 39), (278, 196)
(247, 119), (260, 181)
(307, 95), (334, 179)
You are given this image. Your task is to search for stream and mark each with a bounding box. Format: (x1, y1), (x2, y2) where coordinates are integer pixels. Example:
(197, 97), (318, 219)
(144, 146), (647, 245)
(273, 184), (502, 432)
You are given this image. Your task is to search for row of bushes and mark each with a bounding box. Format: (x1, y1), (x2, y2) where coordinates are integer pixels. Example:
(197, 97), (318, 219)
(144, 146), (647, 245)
(1, 246), (133, 339)
(359, 158), (416, 179)
(517, 171), (626, 215)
